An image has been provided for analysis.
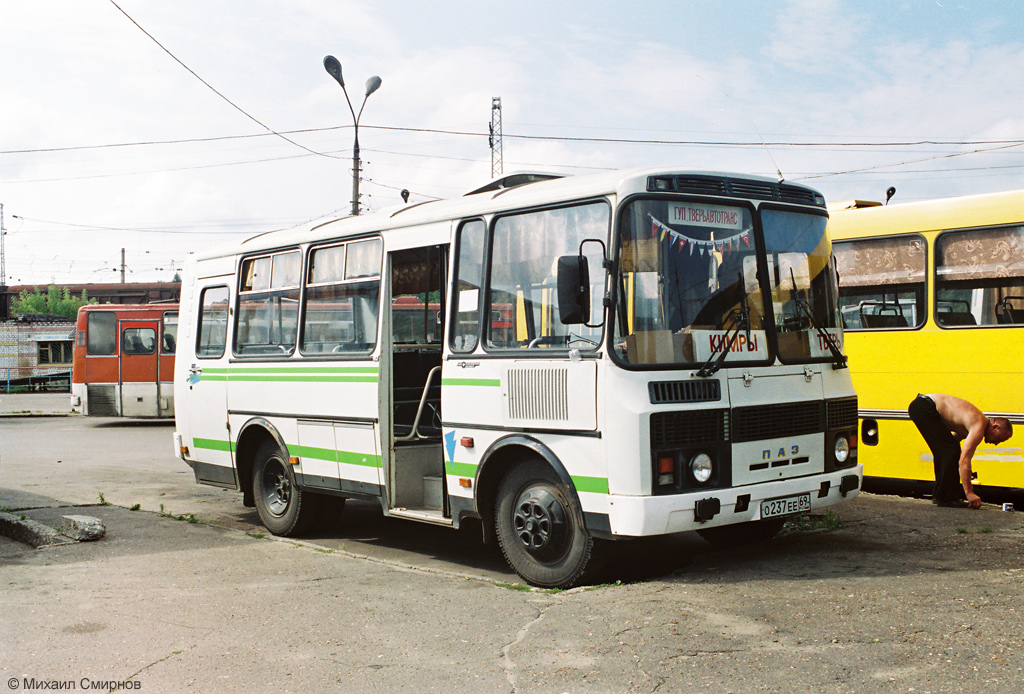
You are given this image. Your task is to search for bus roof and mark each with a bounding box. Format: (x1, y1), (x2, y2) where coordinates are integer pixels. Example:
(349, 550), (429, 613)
(190, 167), (824, 263)
(828, 188), (1024, 239)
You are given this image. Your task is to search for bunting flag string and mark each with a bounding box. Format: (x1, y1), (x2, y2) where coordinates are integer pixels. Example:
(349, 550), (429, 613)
(649, 214), (751, 257)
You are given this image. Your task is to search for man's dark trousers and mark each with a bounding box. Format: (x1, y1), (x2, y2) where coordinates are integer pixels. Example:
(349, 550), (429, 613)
(908, 394), (963, 502)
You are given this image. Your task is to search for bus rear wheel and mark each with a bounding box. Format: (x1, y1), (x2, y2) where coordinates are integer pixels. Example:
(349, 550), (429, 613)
(252, 440), (321, 537)
(495, 460), (594, 588)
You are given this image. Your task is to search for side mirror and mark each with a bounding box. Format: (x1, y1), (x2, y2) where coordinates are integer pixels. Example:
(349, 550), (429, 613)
(557, 255), (590, 325)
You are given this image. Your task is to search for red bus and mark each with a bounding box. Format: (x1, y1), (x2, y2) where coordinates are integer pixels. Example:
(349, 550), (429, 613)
(70, 303), (178, 417)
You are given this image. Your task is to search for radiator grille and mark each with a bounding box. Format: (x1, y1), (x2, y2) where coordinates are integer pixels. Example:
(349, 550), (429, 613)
(507, 367), (568, 421)
(826, 396), (859, 430)
(731, 400), (823, 442)
(651, 409), (728, 448)
(87, 384), (118, 416)
(647, 175), (824, 207)
(649, 379), (721, 405)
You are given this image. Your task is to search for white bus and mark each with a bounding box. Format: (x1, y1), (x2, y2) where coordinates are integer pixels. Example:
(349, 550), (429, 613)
(173, 168), (861, 587)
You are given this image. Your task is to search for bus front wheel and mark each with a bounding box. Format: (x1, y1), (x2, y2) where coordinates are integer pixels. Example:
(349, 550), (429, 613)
(252, 440), (321, 537)
(495, 460), (594, 588)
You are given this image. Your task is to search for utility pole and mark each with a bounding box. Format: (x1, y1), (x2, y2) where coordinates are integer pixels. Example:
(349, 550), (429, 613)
(489, 97), (503, 178)
(120, 248), (125, 284)
(0, 203), (7, 320)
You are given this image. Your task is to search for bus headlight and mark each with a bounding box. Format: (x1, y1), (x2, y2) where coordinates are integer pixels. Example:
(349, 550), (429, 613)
(834, 435), (850, 465)
(689, 452), (713, 485)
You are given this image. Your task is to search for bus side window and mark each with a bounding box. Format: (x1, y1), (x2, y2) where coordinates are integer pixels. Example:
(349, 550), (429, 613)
(486, 203), (608, 350)
(122, 327), (156, 355)
(162, 311), (178, 354)
(196, 286), (229, 359)
(86, 311), (117, 355)
(451, 220), (485, 353)
(935, 225), (1024, 327)
(833, 236), (925, 330)
(302, 239), (382, 355)
(236, 251), (301, 356)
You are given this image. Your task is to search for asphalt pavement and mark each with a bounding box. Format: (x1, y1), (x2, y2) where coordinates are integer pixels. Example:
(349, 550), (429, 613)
(2, 393), (1023, 693)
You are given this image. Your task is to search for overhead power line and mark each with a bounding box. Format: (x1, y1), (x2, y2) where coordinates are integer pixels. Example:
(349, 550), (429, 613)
(107, 0), (338, 161)
(6, 121), (1024, 156)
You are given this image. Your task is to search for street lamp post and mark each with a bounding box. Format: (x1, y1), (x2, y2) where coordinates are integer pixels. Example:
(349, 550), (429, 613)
(323, 55), (381, 216)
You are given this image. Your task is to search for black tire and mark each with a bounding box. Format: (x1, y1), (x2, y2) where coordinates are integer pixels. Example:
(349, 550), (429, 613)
(494, 459), (594, 588)
(252, 440), (322, 537)
(696, 517), (785, 549)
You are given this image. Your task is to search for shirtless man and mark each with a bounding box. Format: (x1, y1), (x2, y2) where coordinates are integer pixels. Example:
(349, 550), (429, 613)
(908, 394), (1013, 508)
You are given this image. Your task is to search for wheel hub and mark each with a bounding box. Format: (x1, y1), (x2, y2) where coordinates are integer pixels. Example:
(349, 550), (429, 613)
(262, 460), (291, 516)
(513, 487), (568, 561)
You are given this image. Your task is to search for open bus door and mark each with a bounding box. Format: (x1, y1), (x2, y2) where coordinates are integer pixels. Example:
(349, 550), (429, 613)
(119, 319), (161, 417)
(383, 243), (449, 523)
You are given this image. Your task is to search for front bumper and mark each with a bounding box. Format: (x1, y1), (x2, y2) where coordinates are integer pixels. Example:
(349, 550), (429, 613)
(605, 464), (862, 537)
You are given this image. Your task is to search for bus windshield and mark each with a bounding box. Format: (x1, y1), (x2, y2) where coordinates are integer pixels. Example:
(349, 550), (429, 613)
(613, 200), (838, 366)
(761, 208), (840, 363)
(614, 199), (765, 366)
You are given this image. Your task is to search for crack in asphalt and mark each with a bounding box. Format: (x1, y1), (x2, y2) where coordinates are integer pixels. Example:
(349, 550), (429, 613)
(501, 601), (553, 693)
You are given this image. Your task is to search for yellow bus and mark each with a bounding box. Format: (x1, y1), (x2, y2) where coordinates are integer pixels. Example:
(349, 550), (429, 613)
(828, 189), (1024, 502)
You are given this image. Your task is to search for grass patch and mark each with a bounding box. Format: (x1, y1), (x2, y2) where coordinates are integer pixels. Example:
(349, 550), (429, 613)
(496, 582), (533, 592)
(129, 503), (141, 511)
(158, 505), (199, 523)
(787, 510), (841, 532)
(97, 492), (111, 506)
(584, 580), (625, 591)
(246, 530), (266, 539)
(956, 525), (993, 534)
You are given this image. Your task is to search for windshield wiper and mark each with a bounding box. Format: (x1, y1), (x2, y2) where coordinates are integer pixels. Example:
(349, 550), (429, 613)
(788, 268), (846, 370)
(696, 278), (751, 378)
(793, 298), (847, 369)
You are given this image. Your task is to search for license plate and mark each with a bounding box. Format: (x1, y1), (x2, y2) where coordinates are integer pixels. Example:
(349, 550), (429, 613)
(760, 493), (811, 519)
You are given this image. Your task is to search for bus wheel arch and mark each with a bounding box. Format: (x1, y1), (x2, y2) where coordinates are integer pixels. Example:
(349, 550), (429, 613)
(478, 437), (595, 588)
(235, 418), (289, 509)
(475, 436), (580, 544)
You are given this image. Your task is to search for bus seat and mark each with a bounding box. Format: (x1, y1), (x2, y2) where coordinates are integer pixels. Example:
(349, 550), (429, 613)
(998, 307), (1024, 324)
(862, 313), (907, 329)
(936, 311), (976, 326)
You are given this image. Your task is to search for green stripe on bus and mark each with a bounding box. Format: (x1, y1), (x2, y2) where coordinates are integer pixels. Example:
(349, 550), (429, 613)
(229, 366), (378, 374)
(571, 475), (610, 495)
(226, 375), (378, 383)
(193, 437), (235, 452)
(446, 460), (479, 477)
(338, 450), (383, 468)
(441, 378), (501, 387)
(287, 444), (382, 469)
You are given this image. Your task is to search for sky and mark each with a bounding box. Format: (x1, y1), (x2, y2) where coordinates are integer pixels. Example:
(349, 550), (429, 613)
(2, 0), (1023, 286)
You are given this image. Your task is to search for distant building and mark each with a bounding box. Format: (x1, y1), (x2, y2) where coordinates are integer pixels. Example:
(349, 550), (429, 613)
(0, 314), (75, 390)
(0, 281), (181, 320)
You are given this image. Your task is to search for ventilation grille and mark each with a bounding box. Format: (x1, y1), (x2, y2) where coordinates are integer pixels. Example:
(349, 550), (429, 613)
(651, 409), (729, 448)
(647, 175), (824, 207)
(649, 380), (721, 405)
(826, 396), (859, 430)
(507, 367), (569, 421)
(731, 400), (823, 443)
(87, 384), (118, 416)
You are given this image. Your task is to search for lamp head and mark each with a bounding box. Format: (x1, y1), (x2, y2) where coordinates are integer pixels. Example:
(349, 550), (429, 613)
(323, 55), (344, 88)
(365, 75), (382, 97)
